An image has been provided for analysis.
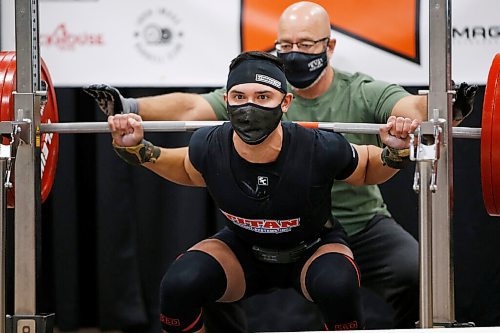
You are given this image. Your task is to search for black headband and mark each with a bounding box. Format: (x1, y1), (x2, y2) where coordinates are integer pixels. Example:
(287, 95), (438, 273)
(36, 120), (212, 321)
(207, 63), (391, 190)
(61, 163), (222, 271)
(226, 59), (287, 94)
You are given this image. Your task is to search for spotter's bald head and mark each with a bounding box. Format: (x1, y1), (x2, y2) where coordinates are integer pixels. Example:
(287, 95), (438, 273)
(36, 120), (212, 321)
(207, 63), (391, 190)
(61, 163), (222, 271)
(278, 1), (331, 41)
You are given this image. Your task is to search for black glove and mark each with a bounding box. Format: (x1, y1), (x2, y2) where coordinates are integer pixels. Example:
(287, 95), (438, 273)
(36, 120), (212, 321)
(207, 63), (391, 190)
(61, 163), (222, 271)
(83, 84), (139, 116)
(452, 82), (478, 122)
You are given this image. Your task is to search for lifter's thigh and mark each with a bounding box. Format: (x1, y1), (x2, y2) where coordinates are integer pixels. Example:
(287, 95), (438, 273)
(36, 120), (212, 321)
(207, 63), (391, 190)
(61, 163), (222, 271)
(190, 238), (246, 302)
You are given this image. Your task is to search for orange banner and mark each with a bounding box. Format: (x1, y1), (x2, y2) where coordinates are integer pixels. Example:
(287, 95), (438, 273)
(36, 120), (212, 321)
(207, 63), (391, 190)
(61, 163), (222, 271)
(242, 0), (419, 63)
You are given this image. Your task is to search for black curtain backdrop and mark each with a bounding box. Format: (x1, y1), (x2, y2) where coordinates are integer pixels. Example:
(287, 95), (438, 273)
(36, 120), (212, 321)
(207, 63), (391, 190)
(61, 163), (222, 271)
(23, 85), (500, 331)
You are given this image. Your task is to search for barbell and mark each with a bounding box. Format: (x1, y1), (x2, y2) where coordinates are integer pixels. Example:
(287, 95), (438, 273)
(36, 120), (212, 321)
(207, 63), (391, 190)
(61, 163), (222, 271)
(0, 51), (499, 216)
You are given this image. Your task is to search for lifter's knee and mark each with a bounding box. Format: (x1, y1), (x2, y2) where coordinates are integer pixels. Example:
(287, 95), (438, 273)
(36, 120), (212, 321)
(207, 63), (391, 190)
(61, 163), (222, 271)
(304, 252), (363, 330)
(160, 250), (227, 332)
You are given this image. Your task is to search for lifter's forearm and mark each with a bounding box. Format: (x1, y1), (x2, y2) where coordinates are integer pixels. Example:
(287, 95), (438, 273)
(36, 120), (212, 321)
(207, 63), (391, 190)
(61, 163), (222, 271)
(364, 146), (402, 184)
(137, 93), (218, 121)
(143, 147), (201, 186)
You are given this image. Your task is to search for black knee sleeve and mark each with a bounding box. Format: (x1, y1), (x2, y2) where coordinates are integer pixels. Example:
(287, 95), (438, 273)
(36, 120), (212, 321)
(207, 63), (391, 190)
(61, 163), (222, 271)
(305, 252), (364, 330)
(160, 250), (227, 332)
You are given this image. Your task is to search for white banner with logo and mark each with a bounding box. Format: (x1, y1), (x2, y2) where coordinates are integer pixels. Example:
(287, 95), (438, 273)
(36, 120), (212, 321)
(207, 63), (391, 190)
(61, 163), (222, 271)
(1, 0), (499, 86)
(1, 0), (241, 87)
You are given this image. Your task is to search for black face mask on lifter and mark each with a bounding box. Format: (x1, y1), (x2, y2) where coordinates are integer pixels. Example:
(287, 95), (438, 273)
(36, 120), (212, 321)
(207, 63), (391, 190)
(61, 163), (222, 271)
(227, 101), (284, 145)
(278, 51), (328, 89)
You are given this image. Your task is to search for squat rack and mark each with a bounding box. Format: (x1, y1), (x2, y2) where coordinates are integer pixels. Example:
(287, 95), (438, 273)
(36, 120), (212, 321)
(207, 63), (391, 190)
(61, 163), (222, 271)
(0, 0), (466, 331)
(418, 0), (453, 327)
(2, 0), (52, 332)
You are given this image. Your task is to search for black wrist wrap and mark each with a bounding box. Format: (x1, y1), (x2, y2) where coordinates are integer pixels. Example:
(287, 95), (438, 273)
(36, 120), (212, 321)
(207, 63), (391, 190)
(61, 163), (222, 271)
(381, 146), (411, 169)
(113, 139), (161, 165)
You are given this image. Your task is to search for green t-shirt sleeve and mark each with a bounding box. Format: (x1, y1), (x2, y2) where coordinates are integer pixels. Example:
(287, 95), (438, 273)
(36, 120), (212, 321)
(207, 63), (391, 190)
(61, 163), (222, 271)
(360, 80), (411, 123)
(202, 88), (228, 120)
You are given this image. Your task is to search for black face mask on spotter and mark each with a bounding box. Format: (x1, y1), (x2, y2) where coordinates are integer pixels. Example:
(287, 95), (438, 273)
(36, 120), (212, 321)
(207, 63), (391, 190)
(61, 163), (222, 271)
(227, 101), (284, 145)
(278, 51), (328, 89)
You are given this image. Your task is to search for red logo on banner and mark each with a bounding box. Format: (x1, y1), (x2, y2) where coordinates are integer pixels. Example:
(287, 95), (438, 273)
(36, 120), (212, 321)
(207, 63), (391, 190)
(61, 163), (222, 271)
(241, 0), (420, 63)
(40, 23), (104, 50)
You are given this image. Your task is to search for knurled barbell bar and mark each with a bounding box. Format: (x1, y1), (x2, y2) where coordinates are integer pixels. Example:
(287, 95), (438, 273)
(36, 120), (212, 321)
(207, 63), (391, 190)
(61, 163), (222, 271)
(0, 51), (499, 216)
(38, 121), (481, 138)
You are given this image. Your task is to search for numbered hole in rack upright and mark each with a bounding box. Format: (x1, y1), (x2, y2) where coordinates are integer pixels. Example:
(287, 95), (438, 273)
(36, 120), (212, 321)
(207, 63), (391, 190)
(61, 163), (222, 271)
(17, 319), (35, 333)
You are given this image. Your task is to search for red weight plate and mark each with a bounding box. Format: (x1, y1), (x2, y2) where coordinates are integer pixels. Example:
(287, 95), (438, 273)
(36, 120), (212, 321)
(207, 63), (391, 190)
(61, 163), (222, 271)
(0, 52), (13, 84)
(0, 52), (10, 92)
(0, 52), (15, 127)
(2, 54), (17, 207)
(0, 52), (59, 207)
(0, 52), (8, 67)
(39, 59), (59, 205)
(481, 53), (500, 216)
(0, 54), (16, 123)
(0, 52), (13, 144)
(0, 52), (15, 204)
(490, 56), (500, 216)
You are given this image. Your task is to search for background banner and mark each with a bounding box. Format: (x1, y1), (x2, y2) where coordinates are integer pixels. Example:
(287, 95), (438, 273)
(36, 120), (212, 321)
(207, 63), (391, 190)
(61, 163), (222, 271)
(1, 0), (498, 86)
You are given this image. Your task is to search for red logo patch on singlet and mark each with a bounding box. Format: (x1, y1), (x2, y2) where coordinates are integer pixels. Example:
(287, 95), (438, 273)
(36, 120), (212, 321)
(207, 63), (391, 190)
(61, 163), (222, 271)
(221, 210), (300, 234)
